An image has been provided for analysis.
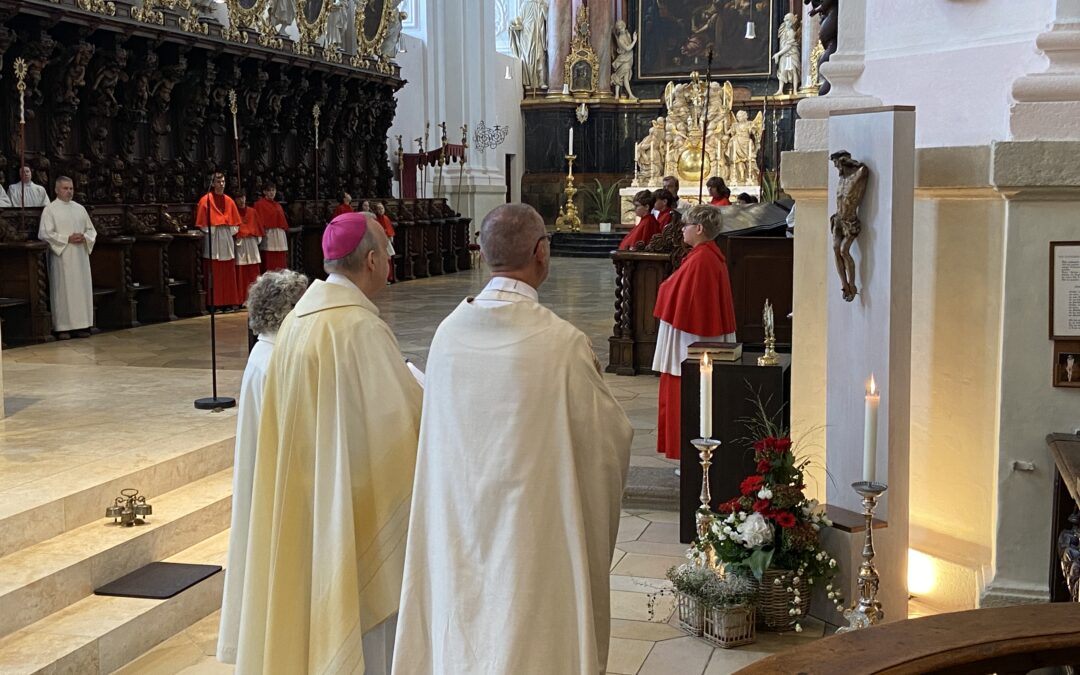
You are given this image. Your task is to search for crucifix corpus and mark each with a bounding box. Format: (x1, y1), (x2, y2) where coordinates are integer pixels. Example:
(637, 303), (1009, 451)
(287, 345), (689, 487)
(829, 150), (870, 302)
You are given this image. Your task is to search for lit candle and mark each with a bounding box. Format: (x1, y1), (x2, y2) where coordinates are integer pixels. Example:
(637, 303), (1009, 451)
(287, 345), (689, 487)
(700, 352), (713, 439)
(863, 374), (879, 483)
(569, 126), (574, 155)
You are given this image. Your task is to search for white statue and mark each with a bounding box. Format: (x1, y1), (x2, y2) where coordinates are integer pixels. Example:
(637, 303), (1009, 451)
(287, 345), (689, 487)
(773, 13), (800, 95)
(726, 110), (764, 185)
(516, 0), (549, 90)
(269, 0), (296, 35)
(323, 0), (350, 51)
(612, 20), (637, 100)
(380, 1), (405, 60)
(509, 17), (524, 61)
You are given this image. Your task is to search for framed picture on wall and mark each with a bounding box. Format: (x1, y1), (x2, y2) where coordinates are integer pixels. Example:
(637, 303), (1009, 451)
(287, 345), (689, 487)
(636, 0), (775, 80)
(1053, 340), (1080, 388)
(1050, 241), (1080, 339)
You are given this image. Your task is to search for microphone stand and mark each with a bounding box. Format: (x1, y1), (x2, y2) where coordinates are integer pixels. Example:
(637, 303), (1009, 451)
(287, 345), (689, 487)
(698, 48), (714, 204)
(195, 184), (236, 411)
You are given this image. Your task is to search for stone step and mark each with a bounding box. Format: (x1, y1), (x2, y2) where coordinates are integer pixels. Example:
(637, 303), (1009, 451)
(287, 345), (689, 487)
(0, 468), (232, 642)
(0, 529), (229, 675)
(0, 432), (234, 560)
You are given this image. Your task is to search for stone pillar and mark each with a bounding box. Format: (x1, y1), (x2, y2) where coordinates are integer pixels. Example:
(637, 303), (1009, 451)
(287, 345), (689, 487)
(800, 3), (820, 91)
(548, 0), (575, 91)
(794, 0), (880, 151)
(590, 0), (613, 92)
(1010, 0), (1080, 140)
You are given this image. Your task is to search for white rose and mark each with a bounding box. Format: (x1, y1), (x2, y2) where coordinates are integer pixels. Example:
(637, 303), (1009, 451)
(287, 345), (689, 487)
(757, 488), (773, 500)
(736, 512), (774, 548)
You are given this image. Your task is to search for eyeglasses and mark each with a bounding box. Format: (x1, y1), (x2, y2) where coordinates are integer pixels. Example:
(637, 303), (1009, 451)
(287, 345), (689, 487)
(534, 232), (553, 253)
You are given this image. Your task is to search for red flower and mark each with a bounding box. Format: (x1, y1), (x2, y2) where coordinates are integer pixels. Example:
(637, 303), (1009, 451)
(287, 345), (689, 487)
(740, 475), (764, 496)
(756, 459), (771, 473)
(775, 438), (793, 453)
(752, 498), (771, 513)
(718, 497), (742, 513)
(753, 439), (766, 453)
(775, 512), (797, 529)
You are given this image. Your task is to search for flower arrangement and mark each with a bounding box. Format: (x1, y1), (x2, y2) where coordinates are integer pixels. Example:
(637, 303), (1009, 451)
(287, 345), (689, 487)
(698, 432), (845, 631)
(649, 563), (760, 639)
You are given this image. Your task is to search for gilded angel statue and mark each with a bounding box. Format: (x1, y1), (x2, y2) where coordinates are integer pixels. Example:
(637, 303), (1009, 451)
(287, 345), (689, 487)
(726, 110), (764, 185)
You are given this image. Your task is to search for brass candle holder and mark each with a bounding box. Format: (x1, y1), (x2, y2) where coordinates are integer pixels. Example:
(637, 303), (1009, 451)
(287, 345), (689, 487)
(691, 437), (720, 568)
(758, 299), (779, 366)
(105, 488), (153, 527)
(555, 154), (582, 233)
(836, 480), (887, 633)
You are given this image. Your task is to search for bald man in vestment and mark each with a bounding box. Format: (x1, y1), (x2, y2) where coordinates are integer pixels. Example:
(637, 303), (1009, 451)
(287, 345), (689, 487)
(235, 212), (421, 675)
(393, 204), (632, 674)
(37, 176), (96, 339)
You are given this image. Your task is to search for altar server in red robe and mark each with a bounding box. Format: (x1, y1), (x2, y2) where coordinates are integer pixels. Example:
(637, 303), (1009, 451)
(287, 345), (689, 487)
(234, 195), (263, 305)
(707, 176), (732, 206)
(332, 191), (354, 219)
(653, 188), (678, 229)
(254, 184), (290, 272)
(652, 205), (737, 460)
(195, 172), (242, 308)
(619, 190), (662, 250)
(373, 202), (397, 283)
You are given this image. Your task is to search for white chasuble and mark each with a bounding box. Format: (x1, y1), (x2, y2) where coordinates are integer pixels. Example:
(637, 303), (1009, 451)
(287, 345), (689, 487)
(235, 280), (422, 675)
(217, 334), (274, 665)
(37, 199), (97, 332)
(393, 284), (633, 675)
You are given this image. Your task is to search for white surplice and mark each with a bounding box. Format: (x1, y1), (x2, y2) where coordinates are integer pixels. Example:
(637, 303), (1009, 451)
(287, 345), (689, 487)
(235, 236), (262, 265)
(259, 228), (288, 252)
(392, 276), (633, 675)
(8, 181), (49, 207)
(0, 188), (10, 207)
(37, 199), (97, 332)
(217, 333), (274, 665)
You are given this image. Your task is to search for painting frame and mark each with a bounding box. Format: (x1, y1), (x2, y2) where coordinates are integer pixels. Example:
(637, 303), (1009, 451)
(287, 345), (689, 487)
(1050, 241), (1080, 339)
(1053, 339), (1080, 388)
(635, 0), (777, 81)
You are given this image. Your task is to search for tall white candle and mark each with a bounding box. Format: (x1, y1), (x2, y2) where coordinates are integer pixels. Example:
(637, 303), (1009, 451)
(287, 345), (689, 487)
(700, 352), (713, 439)
(569, 127), (574, 155)
(863, 374), (880, 483)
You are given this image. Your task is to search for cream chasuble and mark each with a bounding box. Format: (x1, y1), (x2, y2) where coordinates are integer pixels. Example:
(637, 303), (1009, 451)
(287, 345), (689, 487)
(218, 334), (274, 665)
(37, 199), (97, 332)
(392, 280), (633, 675)
(235, 280), (422, 675)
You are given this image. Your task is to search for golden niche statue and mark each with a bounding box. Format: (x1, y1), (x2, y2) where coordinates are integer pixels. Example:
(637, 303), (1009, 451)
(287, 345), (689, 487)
(631, 73), (762, 188)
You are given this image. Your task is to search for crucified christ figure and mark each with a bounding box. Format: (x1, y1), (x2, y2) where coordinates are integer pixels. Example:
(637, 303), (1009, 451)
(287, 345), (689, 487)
(829, 150), (870, 302)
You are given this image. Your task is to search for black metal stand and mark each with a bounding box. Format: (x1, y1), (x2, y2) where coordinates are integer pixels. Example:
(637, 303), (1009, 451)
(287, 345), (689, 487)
(195, 188), (236, 411)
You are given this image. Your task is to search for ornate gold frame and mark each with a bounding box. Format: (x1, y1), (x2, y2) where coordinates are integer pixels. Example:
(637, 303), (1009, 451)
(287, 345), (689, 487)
(355, 0), (393, 59)
(225, 0), (267, 30)
(564, 48), (599, 95)
(296, 0), (330, 45)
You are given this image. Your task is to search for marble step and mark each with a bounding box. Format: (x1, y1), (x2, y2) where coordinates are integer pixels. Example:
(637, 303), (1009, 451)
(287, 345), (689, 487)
(0, 433), (234, 559)
(0, 468), (232, 641)
(0, 529), (229, 675)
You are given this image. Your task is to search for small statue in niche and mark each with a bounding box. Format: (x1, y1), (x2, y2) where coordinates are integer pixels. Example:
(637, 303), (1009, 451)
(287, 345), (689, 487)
(773, 13), (800, 95)
(611, 20), (638, 100)
(269, 0), (296, 35)
(324, 0), (350, 52)
(726, 109), (763, 185)
(380, 3), (406, 60)
(829, 150), (870, 303)
(515, 0), (549, 90)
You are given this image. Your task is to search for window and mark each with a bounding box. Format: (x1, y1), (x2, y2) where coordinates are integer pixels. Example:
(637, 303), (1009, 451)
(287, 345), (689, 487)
(495, 0), (522, 56)
(400, 0), (419, 31)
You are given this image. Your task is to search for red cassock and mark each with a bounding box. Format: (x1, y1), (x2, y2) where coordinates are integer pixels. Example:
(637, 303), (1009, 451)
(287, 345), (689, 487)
(195, 193), (242, 308)
(376, 214), (397, 282)
(619, 213), (662, 250)
(254, 197), (290, 272)
(657, 208), (674, 227)
(235, 207), (263, 305)
(331, 203), (353, 219)
(710, 197), (731, 206)
(652, 241), (737, 459)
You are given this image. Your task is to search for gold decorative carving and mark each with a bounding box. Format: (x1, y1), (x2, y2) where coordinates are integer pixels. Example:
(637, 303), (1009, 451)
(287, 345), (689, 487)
(355, 0), (393, 58)
(221, 25), (250, 43)
(225, 0), (266, 31)
(292, 39), (316, 56)
(77, 0), (117, 16)
(296, 0), (330, 47)
(801, 40), (824, 96)
(177, 0), (209, 35)
(129, 0), (165, 24)
(563, 3), (599, 95)
(256, 16), (285, 49)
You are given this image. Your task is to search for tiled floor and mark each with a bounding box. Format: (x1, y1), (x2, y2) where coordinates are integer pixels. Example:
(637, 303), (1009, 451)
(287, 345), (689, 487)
(3, 258), (818, 673)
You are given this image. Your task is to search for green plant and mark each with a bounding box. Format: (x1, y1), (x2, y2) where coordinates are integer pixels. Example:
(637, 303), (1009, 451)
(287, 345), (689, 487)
(582, 178), (628, 223)
(760, 170), (780, 203)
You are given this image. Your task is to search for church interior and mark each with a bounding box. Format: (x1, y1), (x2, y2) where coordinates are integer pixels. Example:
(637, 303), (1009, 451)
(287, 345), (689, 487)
(2, 0), (1080, 673)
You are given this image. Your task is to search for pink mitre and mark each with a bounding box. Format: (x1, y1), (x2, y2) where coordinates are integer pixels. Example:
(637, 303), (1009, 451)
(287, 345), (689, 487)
(322, 212), (369, 260)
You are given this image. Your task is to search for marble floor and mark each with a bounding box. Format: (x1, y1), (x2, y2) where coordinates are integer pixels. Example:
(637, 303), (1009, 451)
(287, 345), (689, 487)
(1, 258), (817, 673)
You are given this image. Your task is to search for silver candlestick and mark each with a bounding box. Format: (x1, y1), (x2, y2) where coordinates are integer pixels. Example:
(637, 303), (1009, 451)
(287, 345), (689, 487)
(691, 438), (720, 567)
(836, 480), (887, 633)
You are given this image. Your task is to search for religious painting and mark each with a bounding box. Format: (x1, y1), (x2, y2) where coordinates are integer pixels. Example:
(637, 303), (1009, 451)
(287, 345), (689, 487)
(636, 0), (775, 80)
(1053, 341), (1080, 388)
(571, 60), (593, 92)
(1050, 241), (1080, 339)
(363, 0), (388, 43)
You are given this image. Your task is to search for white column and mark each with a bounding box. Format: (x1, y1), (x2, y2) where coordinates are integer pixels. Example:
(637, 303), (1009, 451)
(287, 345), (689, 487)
(800, 2), (820, 91)
(794, 0), (881, 151)
(1010, 0), (1080, 140)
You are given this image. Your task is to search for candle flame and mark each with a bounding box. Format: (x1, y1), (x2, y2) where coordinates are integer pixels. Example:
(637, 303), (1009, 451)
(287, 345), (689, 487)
(702, 352), (711, 368)
(868, 374), (877, 396)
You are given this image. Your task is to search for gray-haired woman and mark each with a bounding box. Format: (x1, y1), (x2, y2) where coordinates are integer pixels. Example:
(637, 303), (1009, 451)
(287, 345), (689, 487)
(218, 269), (308, 664)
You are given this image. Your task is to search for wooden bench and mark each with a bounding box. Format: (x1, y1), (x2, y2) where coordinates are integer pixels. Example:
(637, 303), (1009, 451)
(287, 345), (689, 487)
(736, 603), (1080, 675)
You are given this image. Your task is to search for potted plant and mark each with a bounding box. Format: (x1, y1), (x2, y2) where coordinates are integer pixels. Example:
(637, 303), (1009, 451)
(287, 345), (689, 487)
(659, 563), (717, 636)
(697, 415), (846, 632)
(700, 572), (758, 648)
(582, 178), (627, 232)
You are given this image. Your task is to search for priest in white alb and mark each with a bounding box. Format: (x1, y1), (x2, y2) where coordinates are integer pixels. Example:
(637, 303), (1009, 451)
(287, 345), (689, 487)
(392, 204), (633, 675)
(37, 176), (96, 340)
(235, 212), (421, 675)
(216, 269), (308, 666)
(9, 165), (50, 207)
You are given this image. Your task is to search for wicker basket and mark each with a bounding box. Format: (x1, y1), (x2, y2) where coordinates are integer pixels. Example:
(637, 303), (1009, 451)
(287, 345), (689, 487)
(702, 605), (756, 648)
(675, 591), (705, 636)
(754, 569), (810, 631)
